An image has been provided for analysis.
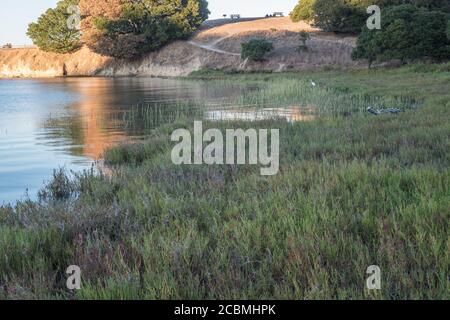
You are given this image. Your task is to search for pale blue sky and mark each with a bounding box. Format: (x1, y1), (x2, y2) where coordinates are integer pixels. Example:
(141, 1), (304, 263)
(0, 0), (298, 45)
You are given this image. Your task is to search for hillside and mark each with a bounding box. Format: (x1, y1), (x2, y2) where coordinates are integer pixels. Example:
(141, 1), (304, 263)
(0, 17), (362, 78)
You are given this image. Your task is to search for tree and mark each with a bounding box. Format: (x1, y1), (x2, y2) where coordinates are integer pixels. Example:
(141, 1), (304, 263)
(352, 5), (450, 66)
(351, 24), (382, 67)
(79, 0), (210, 59)
(411, 0), (450, 13)
(290, 0), (450, 34)
(313, 0), (366, 34)
(447, 19), (450, 39)
(27, 0), (81, 53)
(241, 39), (274, 62)
(290, 0), (316, 22)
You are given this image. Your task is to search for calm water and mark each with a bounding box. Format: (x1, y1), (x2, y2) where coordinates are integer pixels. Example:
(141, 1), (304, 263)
(0, 77), (309, 204)
(0, 77), (253, 204)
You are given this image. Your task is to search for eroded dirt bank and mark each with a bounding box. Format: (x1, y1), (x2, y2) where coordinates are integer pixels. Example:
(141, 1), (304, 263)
(0, 18), (362, 78)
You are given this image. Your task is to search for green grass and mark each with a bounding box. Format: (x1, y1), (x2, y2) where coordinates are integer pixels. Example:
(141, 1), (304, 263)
(0, 63), (449, 299)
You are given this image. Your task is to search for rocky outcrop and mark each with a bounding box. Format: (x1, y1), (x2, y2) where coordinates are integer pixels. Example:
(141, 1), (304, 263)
(0, 46), (109, 78)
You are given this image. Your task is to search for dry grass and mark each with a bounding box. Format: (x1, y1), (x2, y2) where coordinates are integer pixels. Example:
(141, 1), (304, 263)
(196, 17), (320, 39)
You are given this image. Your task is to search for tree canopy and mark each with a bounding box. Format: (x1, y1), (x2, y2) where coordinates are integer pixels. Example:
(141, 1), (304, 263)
(27, 0), (81, 54)
(28, 0), (209, 59)
(352, 4), (450, 66)
(290, 0), (450, 34)
(290, 0), (316, 22)
(79, 0), (210, 59)
(289, 0), (450, 65)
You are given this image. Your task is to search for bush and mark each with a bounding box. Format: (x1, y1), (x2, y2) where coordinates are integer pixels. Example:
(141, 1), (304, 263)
(79, 0), (209, 59)
(241, 39), (274, 62)
(27, 0), (81, 53)
(298, 31), (311, 51)
(352, 5), (450, 66)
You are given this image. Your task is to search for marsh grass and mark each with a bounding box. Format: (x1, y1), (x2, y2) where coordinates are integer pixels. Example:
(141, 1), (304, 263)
(0, 64), (449, 299)
(122, 78), (421, 134)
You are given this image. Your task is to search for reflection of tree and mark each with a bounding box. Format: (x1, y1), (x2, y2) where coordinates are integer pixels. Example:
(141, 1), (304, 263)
(40, 78), (127, 160)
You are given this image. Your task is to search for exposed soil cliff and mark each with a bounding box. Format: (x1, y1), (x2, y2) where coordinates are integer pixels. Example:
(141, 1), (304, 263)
(0, 46), (109, 77)
(0, 18), (362, 78)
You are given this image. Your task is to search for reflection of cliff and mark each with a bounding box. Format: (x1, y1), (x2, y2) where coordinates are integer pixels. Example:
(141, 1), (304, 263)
(79, 103), (124, 159)
(69, 79), (127, 159)
(41, 77), (212, 160)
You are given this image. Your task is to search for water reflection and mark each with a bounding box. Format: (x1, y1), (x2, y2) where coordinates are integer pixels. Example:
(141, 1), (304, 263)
(204, 106), (315, 122)
(0, 77), (315, 203)
(58, 79), (127, 159)
(0, 77), (259, 203)
(39, 78), (257, 158)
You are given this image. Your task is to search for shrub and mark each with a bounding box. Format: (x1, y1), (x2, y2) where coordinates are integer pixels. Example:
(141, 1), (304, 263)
(352, 5), (450, 66)
(27, 0), (81, 53)
(298, 31), (311, 51)
(37, 168), (75, 201)
(241, 39), (274, 62)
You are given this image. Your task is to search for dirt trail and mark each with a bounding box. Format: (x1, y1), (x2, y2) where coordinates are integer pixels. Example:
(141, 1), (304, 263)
(187, 37), (240, 56)
(187, 17), (323, 57)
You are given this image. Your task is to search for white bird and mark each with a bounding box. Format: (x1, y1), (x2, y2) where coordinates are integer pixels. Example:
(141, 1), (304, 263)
(310, 80), (317, 87)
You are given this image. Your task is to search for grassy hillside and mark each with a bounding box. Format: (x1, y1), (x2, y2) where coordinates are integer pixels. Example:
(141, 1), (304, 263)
(0, 18), (360, 78)
(0, 63), (449, 299)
